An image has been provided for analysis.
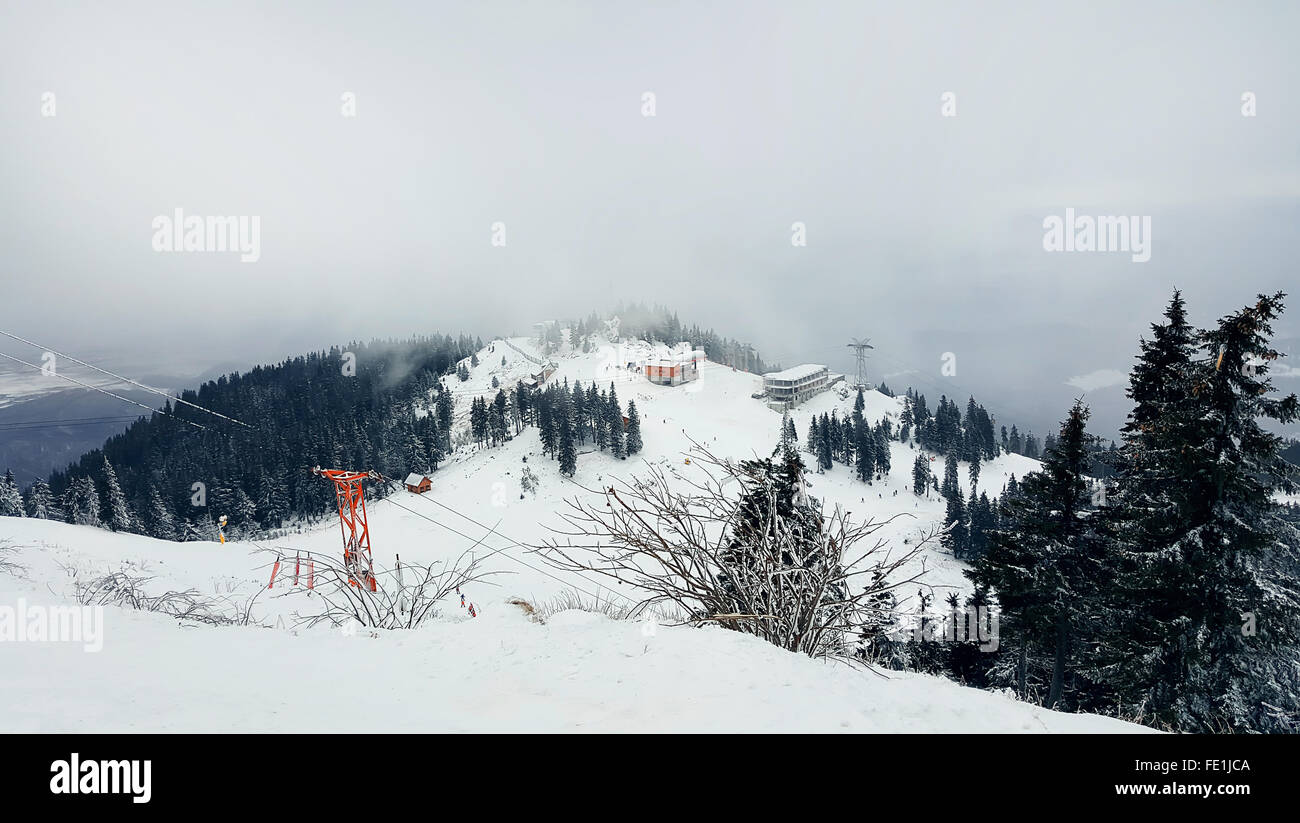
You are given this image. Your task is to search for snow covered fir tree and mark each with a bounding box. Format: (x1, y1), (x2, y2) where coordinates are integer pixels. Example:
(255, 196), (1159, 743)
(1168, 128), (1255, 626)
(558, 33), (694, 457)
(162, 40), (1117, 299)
(957, 291), (1300, 731)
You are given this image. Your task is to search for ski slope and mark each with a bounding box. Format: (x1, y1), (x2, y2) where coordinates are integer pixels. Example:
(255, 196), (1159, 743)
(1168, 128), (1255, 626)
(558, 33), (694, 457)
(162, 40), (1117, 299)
(0, 335), (1146, 733)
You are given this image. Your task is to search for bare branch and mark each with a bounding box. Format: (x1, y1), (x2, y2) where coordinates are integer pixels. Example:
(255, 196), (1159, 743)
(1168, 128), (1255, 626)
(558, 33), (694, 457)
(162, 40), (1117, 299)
(535, 444), (932, 663)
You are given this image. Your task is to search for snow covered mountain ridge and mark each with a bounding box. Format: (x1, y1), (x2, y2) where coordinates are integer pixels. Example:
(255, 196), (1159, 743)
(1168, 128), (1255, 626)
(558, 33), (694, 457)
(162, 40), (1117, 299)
(0, 331), (1148, 732)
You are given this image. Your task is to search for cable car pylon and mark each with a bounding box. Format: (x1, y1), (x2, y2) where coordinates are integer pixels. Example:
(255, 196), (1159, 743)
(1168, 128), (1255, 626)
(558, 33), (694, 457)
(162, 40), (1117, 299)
(311, 466), (382, 591)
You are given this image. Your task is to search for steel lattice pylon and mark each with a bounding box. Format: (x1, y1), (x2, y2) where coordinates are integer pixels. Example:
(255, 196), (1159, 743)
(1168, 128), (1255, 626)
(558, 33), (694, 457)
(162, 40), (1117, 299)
(846, 337), (874, 391)
(312, 466), (380, 591)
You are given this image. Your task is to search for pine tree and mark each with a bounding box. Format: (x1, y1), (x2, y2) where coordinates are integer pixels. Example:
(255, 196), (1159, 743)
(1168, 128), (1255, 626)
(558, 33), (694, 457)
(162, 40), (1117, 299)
(1113, 291), (1300, 731)
(855, 421), (875, 482)
(591, 386), (607, 451)
(63, 477), (102, 527)
(228, 486), (257, 534)
(538, 392), (557, 456)
(144, 485), (177, 540)
(968, 401), (1115, 710)
(899, 398), (914, 443)
(717, 450), (833, 623)
(436, 389), (454, 452)
(570, 381), (587, 445)
(828, 412), (844, 461)
(967, 492), (996, 561)
(0, 469), (24, 517)
(24, 478), (55, 520)
(873, 424), (891, 477)
(934, 396), (961, 456)
(1023, 432), (1040, 460)
(777, 409), (797, 457)
(607, 383), (625, 458)
(491, 389), (509, 445)
(941, 487), (969, 558)
(100, 457), (134, 532)
(469, 396), (487, 446)
(558, 402), (577, 477)
(625, 400), (643, 455)
(816, 413), (833, 471)
(421, 415), (444, 469)
(941, 453), (960, 502)
(912, 454), (929, 496)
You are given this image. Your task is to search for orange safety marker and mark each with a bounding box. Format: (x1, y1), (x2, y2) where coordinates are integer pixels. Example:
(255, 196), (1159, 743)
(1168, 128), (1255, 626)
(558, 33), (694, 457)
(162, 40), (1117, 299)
(268, 559), (281, 589)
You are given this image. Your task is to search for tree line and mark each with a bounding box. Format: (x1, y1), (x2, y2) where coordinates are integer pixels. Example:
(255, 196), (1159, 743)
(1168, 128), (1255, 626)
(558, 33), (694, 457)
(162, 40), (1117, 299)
(9, 336), (477, 539)
(865, 291), (1300, 733)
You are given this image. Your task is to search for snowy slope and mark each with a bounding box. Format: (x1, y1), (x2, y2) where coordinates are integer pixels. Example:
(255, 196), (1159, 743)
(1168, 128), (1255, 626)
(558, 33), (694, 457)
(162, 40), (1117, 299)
(0, 519), (1145, 733)
(400, 336), (1041, 610)
(0, 335), (1149, 733)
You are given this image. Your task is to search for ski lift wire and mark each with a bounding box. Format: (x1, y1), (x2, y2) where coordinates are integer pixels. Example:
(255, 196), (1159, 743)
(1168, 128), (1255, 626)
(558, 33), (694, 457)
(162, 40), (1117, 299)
(0, 329), (251, 427)
(0, 350), (207, 431)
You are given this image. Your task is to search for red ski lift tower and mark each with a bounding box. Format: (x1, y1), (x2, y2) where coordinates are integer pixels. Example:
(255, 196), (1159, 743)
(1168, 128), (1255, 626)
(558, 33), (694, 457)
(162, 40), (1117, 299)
(311, 466), (382, 591)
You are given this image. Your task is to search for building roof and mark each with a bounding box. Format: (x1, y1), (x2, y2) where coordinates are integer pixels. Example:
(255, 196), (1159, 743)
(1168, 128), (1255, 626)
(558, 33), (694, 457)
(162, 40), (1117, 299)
(648, 348), (706, 368)
(404, 473), (430, 486)
(763, 364), (827, 382)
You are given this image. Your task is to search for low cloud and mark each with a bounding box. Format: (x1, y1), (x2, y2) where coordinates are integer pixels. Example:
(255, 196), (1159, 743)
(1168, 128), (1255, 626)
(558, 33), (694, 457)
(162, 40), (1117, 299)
(1066, 369), (1127, 392)
(1271, 363), (1300, 379)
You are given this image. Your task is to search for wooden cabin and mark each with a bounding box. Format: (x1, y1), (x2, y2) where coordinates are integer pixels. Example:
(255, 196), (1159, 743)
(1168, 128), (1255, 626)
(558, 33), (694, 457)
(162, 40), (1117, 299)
(404, 473), (432, 494)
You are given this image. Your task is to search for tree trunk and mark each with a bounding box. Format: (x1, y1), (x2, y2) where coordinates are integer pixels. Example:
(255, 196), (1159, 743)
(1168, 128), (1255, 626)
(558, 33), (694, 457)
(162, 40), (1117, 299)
(1047, 611), (1067, 709)
(1017, 642), (1027, 698)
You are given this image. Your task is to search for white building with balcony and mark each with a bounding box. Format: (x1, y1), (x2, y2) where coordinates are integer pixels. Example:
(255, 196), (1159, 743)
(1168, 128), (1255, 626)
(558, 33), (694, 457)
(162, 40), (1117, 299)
(763, 364), (832, 408)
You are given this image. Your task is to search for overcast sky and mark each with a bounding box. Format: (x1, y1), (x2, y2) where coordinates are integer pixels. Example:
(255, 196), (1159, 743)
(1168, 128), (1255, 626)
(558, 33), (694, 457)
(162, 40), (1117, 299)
(2, 0), (1298, 438)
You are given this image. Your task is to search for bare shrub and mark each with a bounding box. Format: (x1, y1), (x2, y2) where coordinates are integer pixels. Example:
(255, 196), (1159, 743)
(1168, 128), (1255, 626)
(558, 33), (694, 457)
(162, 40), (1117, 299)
(0, 540), (26, 578)
(537, 444), (937, 662)
(71, 568), (265, 626)
(264, 547), (501, 630)
(536, 588), (634, 621)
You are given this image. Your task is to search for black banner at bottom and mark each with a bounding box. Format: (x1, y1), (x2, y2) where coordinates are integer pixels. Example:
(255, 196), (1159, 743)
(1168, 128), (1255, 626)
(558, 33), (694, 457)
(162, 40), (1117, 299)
(0, 732), (1284, 810)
